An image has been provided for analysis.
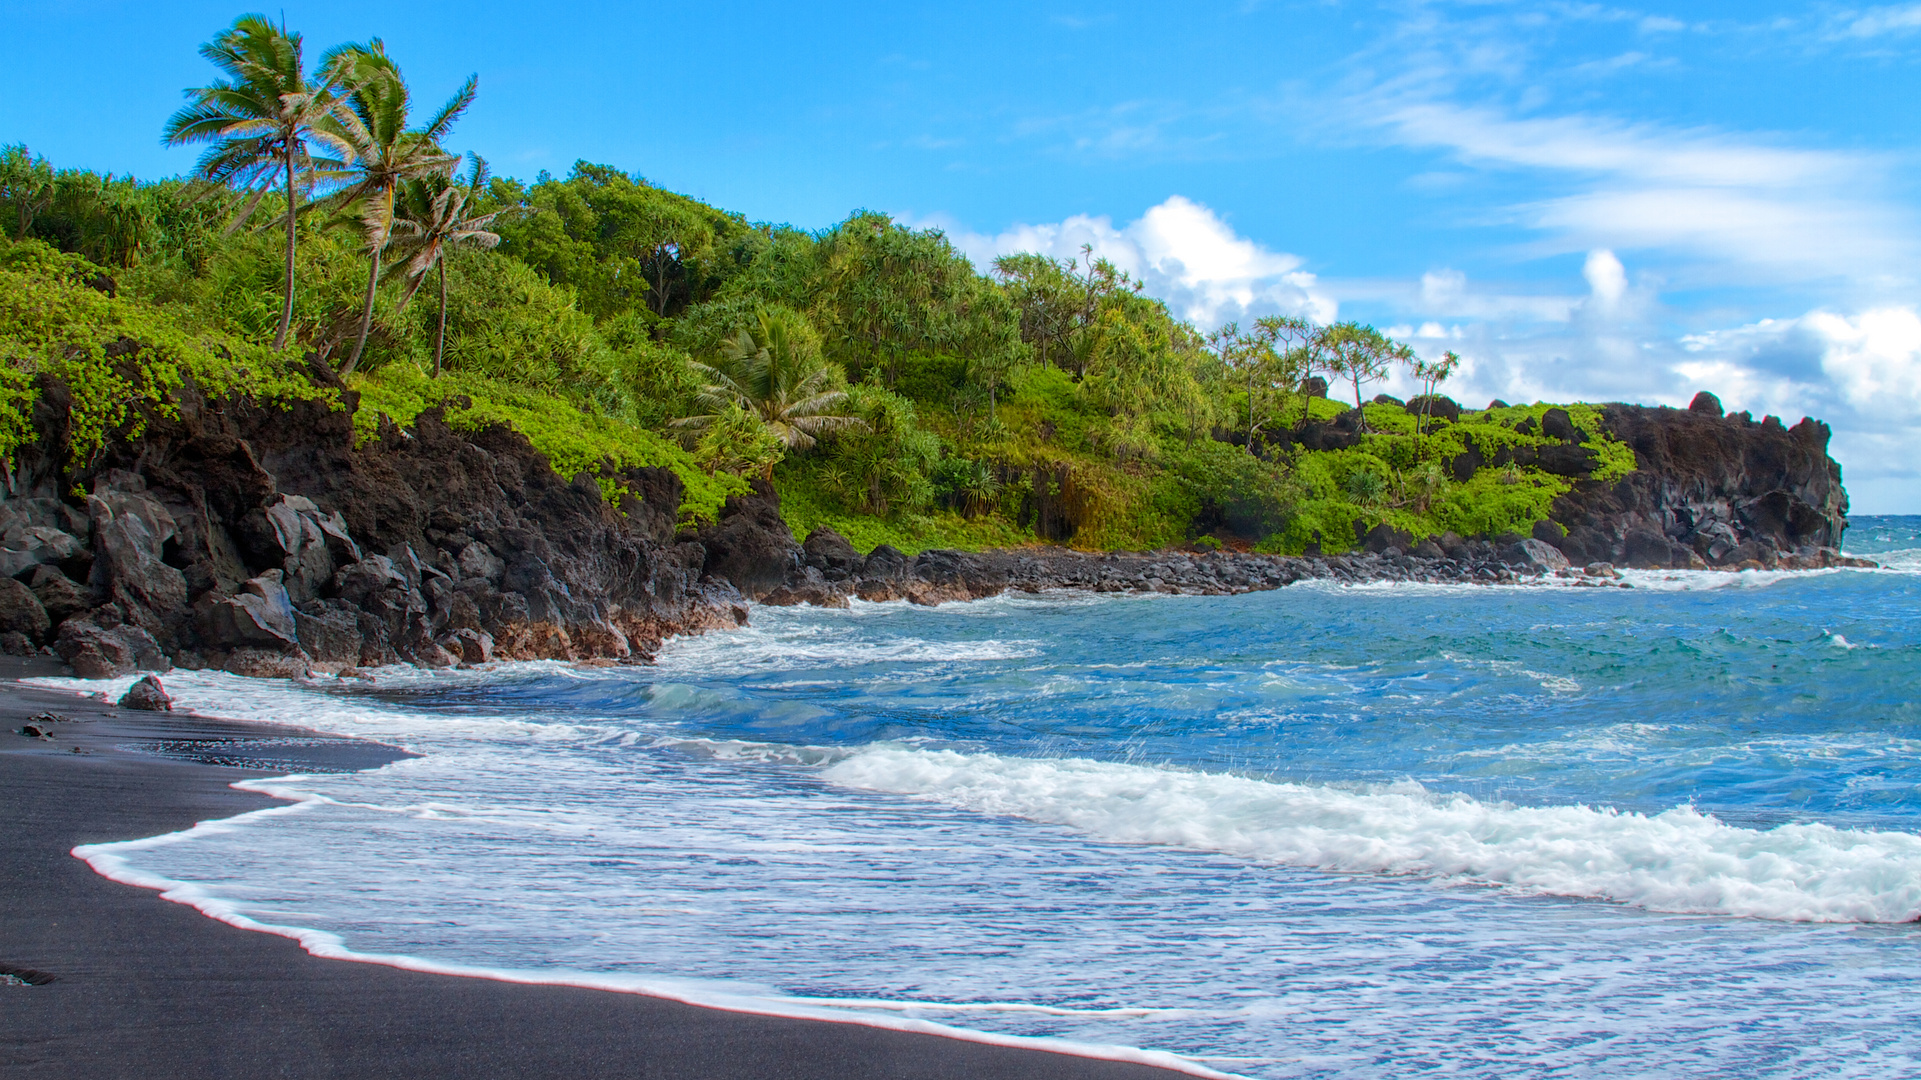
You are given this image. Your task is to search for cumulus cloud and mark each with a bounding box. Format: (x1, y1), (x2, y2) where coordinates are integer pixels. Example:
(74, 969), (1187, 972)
(942, 195), (1339, 327)
(1808, 307), (1921, 415)
(1670, 307), (1921, 512)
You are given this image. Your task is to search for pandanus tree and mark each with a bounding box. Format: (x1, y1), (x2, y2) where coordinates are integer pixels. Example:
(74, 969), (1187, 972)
(1409, 350), (1461, 435)
(390, 154), (503, 377)
(1209, 315), (1313, 452)
(0, 144), (55, 241)
(1316, 322), (1407, 430)
(313, 40), (474, 376)
(674, 307), (862, 452)
(163, 15), (349, 350)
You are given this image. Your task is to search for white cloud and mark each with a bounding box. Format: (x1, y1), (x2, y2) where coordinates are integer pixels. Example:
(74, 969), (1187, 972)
(1808, 307), (1921, 415)
(944, 195), (1339, 327)
(1362, 99), (1914, 284)
(1841, 4), (1921, 37)
(1582, 249), (1627, 309)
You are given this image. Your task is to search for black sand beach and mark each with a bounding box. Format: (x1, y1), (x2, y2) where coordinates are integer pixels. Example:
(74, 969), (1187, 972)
(0, 664), (1186, 1079)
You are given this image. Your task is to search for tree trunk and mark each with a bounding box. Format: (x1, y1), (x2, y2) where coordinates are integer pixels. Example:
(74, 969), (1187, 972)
(340, 242), (383, 377)
(1246, 368), (1256, 453)
(274, 150), (297, 351)
(433, 259), (448, 378)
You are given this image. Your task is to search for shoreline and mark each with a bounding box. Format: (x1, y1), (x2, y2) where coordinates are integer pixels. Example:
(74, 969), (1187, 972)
(0, 659), (1199, 1080)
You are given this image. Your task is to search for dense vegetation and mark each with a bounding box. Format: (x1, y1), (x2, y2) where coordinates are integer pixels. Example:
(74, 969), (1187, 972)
(0, 15), (1634, 553)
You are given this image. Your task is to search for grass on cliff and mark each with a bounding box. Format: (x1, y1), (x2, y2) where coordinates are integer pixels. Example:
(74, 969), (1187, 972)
(0, 238), (335, 474)
(348, 364), (747, 525)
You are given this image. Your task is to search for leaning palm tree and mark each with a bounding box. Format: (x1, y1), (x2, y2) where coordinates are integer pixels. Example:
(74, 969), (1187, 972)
(673, 308), (862, 451)
(312, 40), (474, 376)
(390, 154), (503, 377)
(163, 15), (349, 350)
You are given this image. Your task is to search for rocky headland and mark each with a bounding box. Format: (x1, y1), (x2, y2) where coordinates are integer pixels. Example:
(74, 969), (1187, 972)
(0, 380), (1870, 680)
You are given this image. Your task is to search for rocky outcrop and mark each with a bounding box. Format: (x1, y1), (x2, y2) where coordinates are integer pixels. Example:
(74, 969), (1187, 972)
(1547, 404), (1850, 569)
(2, 366), (747, 679)
(757, 534), (1635, 607)
(1259, 397), (1855, 571)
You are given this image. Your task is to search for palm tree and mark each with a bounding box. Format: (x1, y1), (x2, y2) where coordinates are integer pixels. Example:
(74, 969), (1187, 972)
(673, 308), (862, 450)
(390, 154), (503, 377)
(313, 40), (474, 376)
(164, 16), (350, 351)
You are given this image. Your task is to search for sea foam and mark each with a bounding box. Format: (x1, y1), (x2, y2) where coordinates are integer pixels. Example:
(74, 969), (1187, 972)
(822, 745), (1921, 923)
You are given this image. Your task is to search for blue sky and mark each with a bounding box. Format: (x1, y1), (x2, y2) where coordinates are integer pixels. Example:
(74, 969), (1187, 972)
(6, 0), (1921, 511)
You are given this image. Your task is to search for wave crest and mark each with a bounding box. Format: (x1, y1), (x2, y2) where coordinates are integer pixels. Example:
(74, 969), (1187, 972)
(823, 746), (1921, 923)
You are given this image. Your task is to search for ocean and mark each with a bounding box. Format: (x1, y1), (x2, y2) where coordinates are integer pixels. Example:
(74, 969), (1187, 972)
(41, 516), (1921, 1078)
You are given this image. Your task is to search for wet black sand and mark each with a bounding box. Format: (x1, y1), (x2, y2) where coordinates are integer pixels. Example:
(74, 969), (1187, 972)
(0, 661), (1188, 1079)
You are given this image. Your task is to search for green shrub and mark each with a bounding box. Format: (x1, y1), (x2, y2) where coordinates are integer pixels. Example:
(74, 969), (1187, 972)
(350, 364), (745, 524)
(0, 239), (334, 471)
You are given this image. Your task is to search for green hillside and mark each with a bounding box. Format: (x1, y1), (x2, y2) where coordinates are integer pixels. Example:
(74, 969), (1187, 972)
(0, 16), (1635, 555)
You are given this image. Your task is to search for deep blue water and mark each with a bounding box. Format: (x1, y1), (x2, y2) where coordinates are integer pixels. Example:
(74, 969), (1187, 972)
(54, 515), (1921, 1078)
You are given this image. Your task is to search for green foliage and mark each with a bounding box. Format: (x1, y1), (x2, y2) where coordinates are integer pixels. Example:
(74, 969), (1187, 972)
(695, 401), (785, 478)
(818, 383), (940, 515)
(774, 464), (1029, 556)
(1165, 441), (1299, 542)
(490, 162), (749, 321)
(349, 363), (746, 523)
(676, 305), (856, 451)
(0, 238), (333, 470)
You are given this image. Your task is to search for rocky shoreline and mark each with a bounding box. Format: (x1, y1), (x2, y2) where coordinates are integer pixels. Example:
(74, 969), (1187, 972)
(756, 527), (1869, 612)
(0, 374), (1875, 681)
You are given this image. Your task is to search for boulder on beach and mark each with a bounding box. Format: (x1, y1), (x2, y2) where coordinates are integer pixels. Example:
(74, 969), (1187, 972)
(118, 674), (173, 711)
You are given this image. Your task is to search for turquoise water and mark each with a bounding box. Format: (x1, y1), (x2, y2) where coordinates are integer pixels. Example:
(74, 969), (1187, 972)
(54, 516), (1921, 1077)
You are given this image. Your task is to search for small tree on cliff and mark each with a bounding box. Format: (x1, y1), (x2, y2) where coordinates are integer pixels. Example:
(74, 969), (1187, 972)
(1317, 322), (1399, 430)
(1409, 349), (1461, 435)
(390, 154), (504, 377)
(0, 144), (55, 241)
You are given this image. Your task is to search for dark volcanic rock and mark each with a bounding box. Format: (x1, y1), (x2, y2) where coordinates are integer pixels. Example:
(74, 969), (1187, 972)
(224, 647), (310, 679)
(1360, 523), (1414, 554)
(1405, 395), (1462, 424)
(294, 599), (364, 668)
(0, 367), (749, 677)
(1547, 405), (1847, 568)
(1689, 391), (1724, 417)
(1539, 408), (1577, 442)
(118, 674), (173, 711)
(696, 479), (801, 601)
(30, 566), (92, 627)
(0, 576), (50, 640)
(801, 527), (863, 581)
(55, 609), (170, 679)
